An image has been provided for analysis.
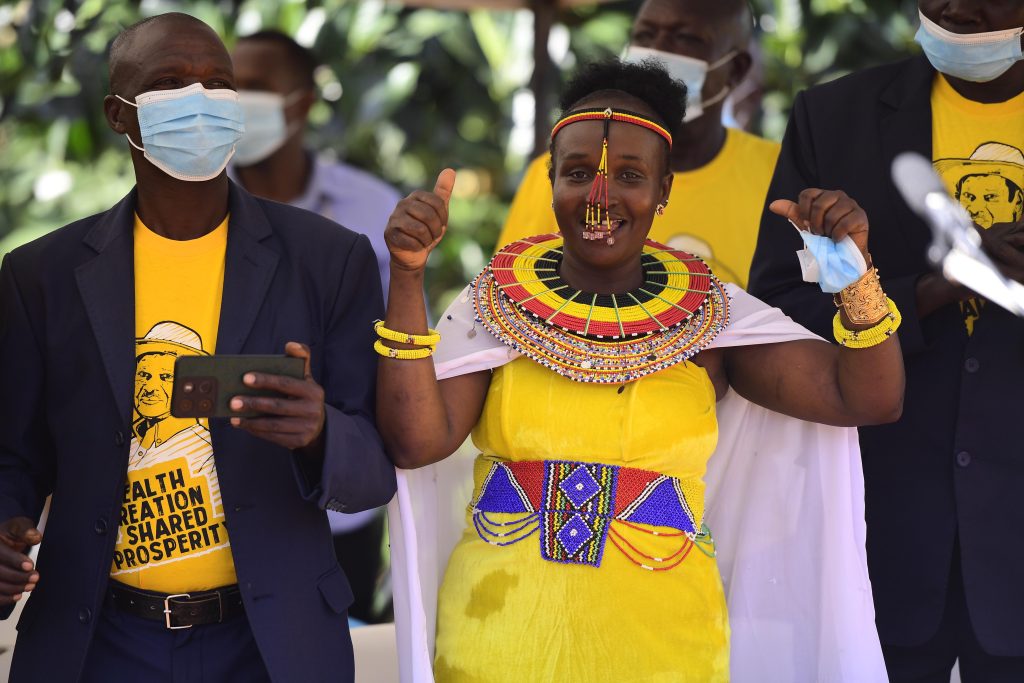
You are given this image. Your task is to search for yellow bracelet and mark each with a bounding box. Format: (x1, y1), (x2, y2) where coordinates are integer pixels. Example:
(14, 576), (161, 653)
(374, 320), (440, 347)
(374, 339), (434, 360)
(833, 298), (902, 349)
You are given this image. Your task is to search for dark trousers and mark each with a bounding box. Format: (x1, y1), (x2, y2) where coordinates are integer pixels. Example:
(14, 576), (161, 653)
(883, 540), (1024, 683)
(80, 601), (271, 683)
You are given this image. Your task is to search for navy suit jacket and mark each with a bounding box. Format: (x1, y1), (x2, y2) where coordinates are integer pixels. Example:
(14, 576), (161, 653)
(0, 182), (397, 681)
(749, 56), (1024, 654)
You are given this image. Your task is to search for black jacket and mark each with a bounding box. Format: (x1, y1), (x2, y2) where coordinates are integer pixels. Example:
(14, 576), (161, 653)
(0, 182), (397, 681)
(749, 55), (1024, 654)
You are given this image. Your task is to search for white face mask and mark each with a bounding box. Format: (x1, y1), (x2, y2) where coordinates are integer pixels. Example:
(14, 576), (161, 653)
(116, 83), (244, 182)
(915, 10), (1024, 83)
(234, 90), (306, 166)
(622, 45), (736, 123)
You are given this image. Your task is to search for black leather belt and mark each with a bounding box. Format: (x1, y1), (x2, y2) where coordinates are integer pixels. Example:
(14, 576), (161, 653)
(106, 581), (245, 629)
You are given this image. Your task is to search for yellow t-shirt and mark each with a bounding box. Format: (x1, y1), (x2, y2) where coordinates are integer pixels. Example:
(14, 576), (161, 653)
(931, 74), (1024, 334)
(496, 127), (780, 288)
(110, 214), (236, 592)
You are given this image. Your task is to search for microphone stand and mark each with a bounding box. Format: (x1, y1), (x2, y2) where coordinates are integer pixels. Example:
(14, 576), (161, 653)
(893, 152), (1024, 317)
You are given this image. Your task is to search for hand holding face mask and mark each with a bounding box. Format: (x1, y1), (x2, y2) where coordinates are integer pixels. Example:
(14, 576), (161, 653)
(769, 189), (872, 294)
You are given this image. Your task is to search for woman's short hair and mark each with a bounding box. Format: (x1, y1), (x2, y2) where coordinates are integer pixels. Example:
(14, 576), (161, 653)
(550, 59), (687, 172)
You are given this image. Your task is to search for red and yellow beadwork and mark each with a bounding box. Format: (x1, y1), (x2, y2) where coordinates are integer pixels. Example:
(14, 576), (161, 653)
(473, 234), (730, 384)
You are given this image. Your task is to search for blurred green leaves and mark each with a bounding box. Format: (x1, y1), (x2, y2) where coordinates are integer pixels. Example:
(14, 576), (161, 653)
(751, 0), (919, 138)
(0, 0), (919, 311)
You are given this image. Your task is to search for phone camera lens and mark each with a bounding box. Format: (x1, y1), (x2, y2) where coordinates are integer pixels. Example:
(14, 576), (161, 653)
(199, 381), (213, 394)
(198, 399), (213, 412)
(179, 399), (193, 411)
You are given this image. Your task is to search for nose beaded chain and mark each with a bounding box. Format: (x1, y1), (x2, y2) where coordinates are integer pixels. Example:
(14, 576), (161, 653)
(551, 107), (673, 248)
(584, 110), (613, 244)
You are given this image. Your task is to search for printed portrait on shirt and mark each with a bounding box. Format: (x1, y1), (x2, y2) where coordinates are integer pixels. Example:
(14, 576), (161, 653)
(111, 321), (232, 586)
(131, 321), (211, 467)
(935, 142), (1024, 229)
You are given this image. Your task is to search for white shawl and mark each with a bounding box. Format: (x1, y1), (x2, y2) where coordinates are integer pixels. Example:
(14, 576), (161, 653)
(387, 284), (887, 683)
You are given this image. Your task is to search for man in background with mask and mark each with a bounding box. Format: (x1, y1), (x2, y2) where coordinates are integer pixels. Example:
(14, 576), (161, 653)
(229, 29), (399, 625)
(0, 13), (395, 681)
(749, 1), (1024, 680)
(497, 0), (779, 288)
(230, 30), (400, 299)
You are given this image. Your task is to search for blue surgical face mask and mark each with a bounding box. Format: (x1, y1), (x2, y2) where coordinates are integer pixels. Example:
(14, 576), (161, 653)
(915, 10), (1024, 83)
(116, 83), (245, 182)
(622, 45), (735, 123)
(234, 90), (305, 166)
(793, 227), (868, 294)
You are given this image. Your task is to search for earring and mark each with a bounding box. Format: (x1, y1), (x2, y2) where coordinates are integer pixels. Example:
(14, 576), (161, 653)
(656, 202), (667, 216)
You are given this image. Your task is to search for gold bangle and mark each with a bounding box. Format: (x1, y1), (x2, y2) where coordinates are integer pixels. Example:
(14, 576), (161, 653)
(833, 298), (902, 349)
(374, 320), (440, 347)
(374, 339), (434, 360)
(834, 267), (889, 326)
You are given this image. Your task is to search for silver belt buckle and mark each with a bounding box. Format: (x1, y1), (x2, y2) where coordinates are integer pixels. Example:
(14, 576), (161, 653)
(163, 593), (192, 630)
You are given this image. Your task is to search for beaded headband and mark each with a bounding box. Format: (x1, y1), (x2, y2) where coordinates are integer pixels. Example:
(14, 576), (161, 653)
(550, 107), (673, 149)
(550, 107), (673, 245)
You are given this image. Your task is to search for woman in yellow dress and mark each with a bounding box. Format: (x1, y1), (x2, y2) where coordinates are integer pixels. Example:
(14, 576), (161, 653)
(376, 60), (904, 682)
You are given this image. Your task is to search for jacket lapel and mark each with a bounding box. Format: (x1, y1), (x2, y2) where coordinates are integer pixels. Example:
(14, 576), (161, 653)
(75, 191), (137, 422)
(215, 182), (279, 354)
(879, 56), (936, 255)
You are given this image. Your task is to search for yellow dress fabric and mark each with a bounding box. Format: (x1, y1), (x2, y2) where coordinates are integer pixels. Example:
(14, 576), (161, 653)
(496, 127), (780, 287)
(931, 73), (1024, 334)
(435, 356), (729, 682)
(111, 214), (238, 592)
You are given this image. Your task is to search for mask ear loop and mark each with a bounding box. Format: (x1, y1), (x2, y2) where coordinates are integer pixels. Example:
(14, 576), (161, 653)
(707, 51), (738, 72)
(282, 90), (309, 107)
(699, 51), (739, 109)
(114, 94), (146, 152)
(279, 90), (312, 140)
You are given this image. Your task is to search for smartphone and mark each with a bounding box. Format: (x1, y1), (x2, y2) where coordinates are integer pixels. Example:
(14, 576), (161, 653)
(171, 355), (305, 419)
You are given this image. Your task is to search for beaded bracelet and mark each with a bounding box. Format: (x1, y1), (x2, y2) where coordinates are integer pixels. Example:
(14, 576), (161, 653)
(833, 298), (902, 349)
(374, 339), (434, 360)
(374, 320), (441, 347)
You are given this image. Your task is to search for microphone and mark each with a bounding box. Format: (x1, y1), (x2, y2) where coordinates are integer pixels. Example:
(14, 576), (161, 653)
(891, 151), (1024, 317)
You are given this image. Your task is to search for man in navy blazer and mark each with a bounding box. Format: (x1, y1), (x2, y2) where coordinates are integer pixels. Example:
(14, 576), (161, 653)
(0, 12), (396, 682)
(749, 2), (1024, 680)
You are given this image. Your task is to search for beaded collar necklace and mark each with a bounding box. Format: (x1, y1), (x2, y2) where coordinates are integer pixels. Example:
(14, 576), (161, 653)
(473, 234), (730, 384)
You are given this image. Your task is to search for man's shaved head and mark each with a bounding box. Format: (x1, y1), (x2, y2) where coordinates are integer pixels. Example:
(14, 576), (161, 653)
(108, 13), (224, 95)
(102, 10), (236, 178)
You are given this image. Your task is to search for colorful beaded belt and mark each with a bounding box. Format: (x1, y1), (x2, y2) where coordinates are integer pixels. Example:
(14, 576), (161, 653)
(472, 459), (715, 571)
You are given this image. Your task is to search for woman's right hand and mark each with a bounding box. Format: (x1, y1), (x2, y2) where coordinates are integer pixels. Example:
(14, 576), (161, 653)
(385, 168), (456, 272)
(768, 188), (870, 263)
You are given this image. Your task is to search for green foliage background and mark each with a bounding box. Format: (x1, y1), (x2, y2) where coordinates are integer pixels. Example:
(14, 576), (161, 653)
(0, 0), (919, 311)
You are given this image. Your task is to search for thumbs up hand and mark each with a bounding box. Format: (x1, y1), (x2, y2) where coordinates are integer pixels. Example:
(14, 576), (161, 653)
(385, 168), (456, 273)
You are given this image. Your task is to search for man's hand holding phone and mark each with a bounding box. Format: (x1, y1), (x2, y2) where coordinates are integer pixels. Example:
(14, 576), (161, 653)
(230, 342), (326, 454)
